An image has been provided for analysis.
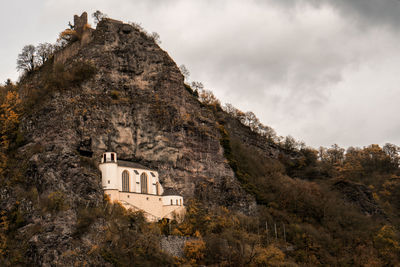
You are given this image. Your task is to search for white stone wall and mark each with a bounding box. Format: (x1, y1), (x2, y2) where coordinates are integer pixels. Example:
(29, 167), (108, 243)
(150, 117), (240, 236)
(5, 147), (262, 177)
(99, 162), (119, 190)
(99, 153), (164, 195)
(101, 152), (117, 163)
(115, 167), (163, 195)
(104, 190), (186, 221)
(162, 195), (184, 206)
(100, 152), (185, 221)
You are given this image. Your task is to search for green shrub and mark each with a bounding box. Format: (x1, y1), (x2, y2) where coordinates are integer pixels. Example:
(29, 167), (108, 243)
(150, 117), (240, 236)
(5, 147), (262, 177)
(41, 191), (67, 213)
(74, 206), (102, 237)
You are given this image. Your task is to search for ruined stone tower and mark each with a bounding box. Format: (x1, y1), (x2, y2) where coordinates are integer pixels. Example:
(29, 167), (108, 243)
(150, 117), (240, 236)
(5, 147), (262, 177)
(73, 12), (88, 37)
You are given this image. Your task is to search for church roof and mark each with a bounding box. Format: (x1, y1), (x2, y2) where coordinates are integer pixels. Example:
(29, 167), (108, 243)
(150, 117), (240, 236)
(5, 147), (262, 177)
(117, 160), (154, 171)
(162, 188), (182, 196)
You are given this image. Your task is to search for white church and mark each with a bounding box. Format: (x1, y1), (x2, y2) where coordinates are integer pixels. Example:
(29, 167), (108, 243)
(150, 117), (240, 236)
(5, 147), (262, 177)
(99, 152), (185, 222)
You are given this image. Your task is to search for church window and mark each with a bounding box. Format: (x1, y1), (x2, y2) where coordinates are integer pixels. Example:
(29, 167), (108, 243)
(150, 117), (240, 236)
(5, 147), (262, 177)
(103, 154), (106, 162)
(111, 153), (115, 161)
(140, 173), (148, 194)
(156, 182), (160, 195)
(122, 170), (129, 192)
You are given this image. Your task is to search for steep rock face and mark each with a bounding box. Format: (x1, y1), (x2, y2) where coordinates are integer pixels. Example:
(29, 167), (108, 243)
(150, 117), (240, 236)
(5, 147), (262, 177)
(25, 18), (255, 207)
(14, 18), (256, 265)
(217, 111), (282, 158)
(332, 179), (383, 216)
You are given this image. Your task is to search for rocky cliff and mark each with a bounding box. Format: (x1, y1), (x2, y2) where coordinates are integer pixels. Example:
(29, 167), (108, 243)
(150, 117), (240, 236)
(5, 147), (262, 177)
(2, 13), (398, 266)
(24, 16), (265, 206)
(7, 14), (272, 265)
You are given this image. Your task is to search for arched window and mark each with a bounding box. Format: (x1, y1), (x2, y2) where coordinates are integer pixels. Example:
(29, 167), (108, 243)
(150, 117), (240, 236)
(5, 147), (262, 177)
(122, 170), (129, 192)
(140, 173), (148, 194)
(156, 182), (160, 195)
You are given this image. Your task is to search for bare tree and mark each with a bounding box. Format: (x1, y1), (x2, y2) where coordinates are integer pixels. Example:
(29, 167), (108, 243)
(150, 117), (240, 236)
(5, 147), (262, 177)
(259, 125), (277, 142)
(150, 32), (161, 44)
(129, 21), (145, 32)
(16, 45), (36, 72)
(282, 135), (297, 151)
(223, 103), (238, 116)
(179, 64), (190, 81)
(92, 10), (107, 25)
(191, 81), (204, 93)
(383, 143), (399, 164)
(244, 111), (260, 131)
(54, 38), (68, 52)
(326, 144), (345, 164)
(36, 43), (54, 65)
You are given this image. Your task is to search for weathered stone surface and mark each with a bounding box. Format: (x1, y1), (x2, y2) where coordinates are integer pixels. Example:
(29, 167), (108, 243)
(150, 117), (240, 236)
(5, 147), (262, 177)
(332, 179), (384, 216)
(161, 236), (196, 258)
(11, 17), (261, 265)
(73, 12), (88, 37)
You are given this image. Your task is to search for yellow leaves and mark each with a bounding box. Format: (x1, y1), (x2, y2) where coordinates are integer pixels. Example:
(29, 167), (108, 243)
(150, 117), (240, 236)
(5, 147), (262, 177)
(83, 23), (92, 30)
(199, 89), (220, 107)
(103, 193), (111, 202)
(203, 215), (212, 222)
(183, 238), (206, 264)
(374, 225), (400, 262)
(175, 221), (194, 236)
(0, 210), (9, 257)
(0, 90), (21, 177)
(254, 244), (285, 266)
(0, 91), (21, 116)
(171, 228), (184, 236)
(194, 230), (201, 237)
(59, 29), (79, 42)
(0, 91), (21, 148)
(60, 29), (76, 37)
(375, 225), (400, 249)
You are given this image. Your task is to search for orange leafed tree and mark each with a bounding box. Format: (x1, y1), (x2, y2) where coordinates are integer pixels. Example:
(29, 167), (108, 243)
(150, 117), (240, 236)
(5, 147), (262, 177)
(0, 91), (21, 174)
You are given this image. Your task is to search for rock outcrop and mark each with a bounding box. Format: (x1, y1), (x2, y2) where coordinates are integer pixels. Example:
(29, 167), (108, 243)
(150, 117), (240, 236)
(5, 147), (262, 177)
(9, 14), (263, 265)
(25, 16), (256, 207)
(332, 179), (383, 216)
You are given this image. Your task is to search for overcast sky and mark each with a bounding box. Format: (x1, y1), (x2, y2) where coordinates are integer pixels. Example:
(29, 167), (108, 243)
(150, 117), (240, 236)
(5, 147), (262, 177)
(1, 0), (400, 149)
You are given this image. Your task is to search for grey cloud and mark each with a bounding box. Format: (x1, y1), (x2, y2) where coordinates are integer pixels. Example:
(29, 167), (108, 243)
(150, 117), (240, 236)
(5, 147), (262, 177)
(323, 0), (400, 28)
(270, 0), (400, 28)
